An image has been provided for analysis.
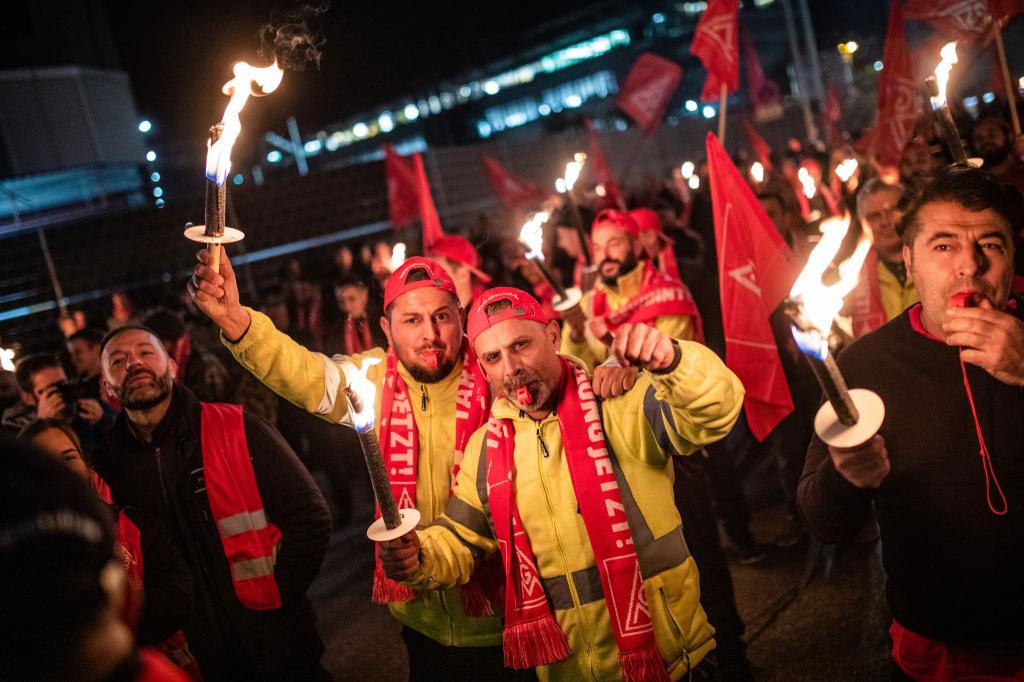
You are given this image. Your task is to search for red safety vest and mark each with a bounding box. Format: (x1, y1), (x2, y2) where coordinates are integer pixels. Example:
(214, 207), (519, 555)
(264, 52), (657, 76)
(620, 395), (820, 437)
(200, 403), (283, 611)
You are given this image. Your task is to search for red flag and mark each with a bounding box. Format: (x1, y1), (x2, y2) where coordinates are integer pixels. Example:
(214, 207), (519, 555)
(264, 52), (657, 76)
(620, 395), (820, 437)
(584, 118), (624, 209)
(412, 153), (445, 250)
(904, 0), (1024, 43)
(690, 0), (740, 102)
(740, 117), (773, 169)
(616, 52), (683, 134)
(706, 132), (796, 441)
(480, 155), (548, 208)
(384, 144), (418, 228)
(869, 0), (920, 167)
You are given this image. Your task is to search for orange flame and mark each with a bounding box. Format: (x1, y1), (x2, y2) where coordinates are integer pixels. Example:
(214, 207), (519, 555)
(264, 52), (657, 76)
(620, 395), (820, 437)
(206, 61), (284, 185)
(930, 42), (958, 110)
(789, 214), (872, 359)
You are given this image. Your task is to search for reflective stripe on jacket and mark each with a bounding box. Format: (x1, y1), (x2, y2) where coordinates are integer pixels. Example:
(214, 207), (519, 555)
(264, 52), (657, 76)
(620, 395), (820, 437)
(410, 342), (744, 680)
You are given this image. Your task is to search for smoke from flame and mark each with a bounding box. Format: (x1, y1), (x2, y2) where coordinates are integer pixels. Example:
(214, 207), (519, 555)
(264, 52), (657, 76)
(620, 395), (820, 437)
(258, 2), (329, 72)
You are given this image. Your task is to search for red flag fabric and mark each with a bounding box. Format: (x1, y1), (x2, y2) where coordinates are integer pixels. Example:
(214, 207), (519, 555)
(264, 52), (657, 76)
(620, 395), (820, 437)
(384, 144), (418, 228)
(690, 0), (740, 102)
(706, 132), (796, 441)
(480, 155), (548, 208)
(616, 52), (683, 134)
(740, 117), (773, 169)
(412, 153), (445, 250)
(584, 118), (625, 209)
(869, 0), (920, 167)
(904, 0), (1024, 43)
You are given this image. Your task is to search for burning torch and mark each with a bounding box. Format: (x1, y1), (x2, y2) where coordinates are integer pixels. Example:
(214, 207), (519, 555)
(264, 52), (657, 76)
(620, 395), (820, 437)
(186, 60), (284, 272)
(926, 42), (969, 167)
(555, 153), (592, 267)
(342, 357), (421, 541)
(519, 211), (583, 314)
(783, 215), (885, 447)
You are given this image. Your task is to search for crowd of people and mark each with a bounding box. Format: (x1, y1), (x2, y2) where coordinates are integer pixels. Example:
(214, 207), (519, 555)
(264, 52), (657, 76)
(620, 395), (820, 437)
(1, 98), (1023, 681)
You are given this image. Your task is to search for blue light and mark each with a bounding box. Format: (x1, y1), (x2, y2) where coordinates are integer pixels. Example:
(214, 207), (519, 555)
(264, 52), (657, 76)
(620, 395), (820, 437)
(138, 119), (152, 133)
(483, 80), (500, 95)
(304, 139), (324, 152)
(477, 120), (493, 138)
(702, 105), (716, 119)
(564, 94), (583, 108)
(232, 174), (244, 185)
(982, 91), (996, 103)
(266, 150), (283, 163)
(652, 12), (666, 23)
(150, 172), (160, 182)
(538, 104), (551, 116)
(873, 60), (883, 71)
(404, 104), (419, 121)
(378, 112), (394, 133)
(155, 198), (165, 208)
(963, 95), (980, 108)
(152, 187), (163, 198)
(145, 150), (157, 162)
(685, 100), (698, 112)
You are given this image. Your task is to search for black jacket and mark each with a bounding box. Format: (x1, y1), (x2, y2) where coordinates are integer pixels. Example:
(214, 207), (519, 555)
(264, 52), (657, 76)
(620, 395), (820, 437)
(96, 385), (332, 681)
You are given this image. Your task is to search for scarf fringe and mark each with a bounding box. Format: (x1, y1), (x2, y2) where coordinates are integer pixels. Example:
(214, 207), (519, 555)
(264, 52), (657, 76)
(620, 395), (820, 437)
(371, 563), (416, 604)
(502, 616), (570, 670)
(620, 647), (671, 682)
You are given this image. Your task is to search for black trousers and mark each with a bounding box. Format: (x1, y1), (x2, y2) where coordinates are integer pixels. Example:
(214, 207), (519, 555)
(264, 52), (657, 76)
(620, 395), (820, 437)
(400, 626), (536, 681)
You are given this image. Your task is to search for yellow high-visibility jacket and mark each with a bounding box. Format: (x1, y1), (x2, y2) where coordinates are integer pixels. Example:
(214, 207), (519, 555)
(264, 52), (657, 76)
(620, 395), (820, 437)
(877, 260), (919, 322)
(561, 264), (696, 370)
(408, 342), (744, 680)
(224, 307), (502, 646)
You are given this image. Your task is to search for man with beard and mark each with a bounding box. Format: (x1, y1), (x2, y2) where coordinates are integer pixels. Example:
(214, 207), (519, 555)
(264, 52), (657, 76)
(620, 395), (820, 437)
(560, 210), (702, 371)
(970, 114), (1024, 195)
(187, 253), (526, 681)
(847, 179), (920, 339)
(378, 287), (744, 680)
(799, 167), (1024, 680)
(93, 326), (332, 681)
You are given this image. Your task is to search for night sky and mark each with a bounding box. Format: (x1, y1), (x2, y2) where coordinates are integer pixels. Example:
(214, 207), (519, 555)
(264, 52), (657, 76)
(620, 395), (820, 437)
(100, 0), (889, 144)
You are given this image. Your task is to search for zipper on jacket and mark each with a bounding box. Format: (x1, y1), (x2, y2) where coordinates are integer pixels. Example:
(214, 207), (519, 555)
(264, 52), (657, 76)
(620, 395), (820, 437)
(420, 384), (427, 412)
(154, 447), (171, 507)
(535, 422), (550, 458)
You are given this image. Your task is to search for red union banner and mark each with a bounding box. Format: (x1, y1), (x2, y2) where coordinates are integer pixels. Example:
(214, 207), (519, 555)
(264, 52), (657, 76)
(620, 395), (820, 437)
(869, 0), (920, 167)
(616, 53), (683, 134)
(904, 0), (1024, 43)
(690, 0), (740, 102)
(412, 153), (446, 250)
(707, 131), (796, 441)
(384, 144), (418, 228)
(480, 155), (548, 208)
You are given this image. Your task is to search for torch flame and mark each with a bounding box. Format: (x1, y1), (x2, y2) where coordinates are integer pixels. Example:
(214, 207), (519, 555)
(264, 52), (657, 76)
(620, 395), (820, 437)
(519, 211), (550, 261)
(930, 42), (959, 110)
(344, 357), (383, 432)
(835, 158), (859, 183)
(750, 161), (765, 183)
(556, 154), (586, 193)
(788, 214), (872, 359)
(390, 242), (407, 271)
(206, 60), (285, 186)
(798, 167), (817, 200)
(0, 346), (14, 372)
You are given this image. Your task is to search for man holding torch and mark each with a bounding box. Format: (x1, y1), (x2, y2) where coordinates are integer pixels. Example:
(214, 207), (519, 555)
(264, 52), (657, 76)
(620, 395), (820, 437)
(377, 286), (743, 680)
(798, 167), (1024, 680)
(560, 210), (702, 372)
(188, 253), (527, 680)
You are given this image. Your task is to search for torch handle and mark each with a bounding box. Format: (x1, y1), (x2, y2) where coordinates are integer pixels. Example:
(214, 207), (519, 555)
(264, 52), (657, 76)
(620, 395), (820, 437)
(207, 244), (221, 274)
(936, 105), (969, 166)
(356, 428), (403, 529)
(565, 198), (592, 266)
(529, 255), (569, 301)
(810, 354), (860, 427)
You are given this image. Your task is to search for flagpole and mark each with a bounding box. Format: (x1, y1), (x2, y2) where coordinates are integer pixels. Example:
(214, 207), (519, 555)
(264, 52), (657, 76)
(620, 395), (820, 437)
(781, 0), (821, 146)
(718, 83), (728, 142)
(992, 19), (1022, 136)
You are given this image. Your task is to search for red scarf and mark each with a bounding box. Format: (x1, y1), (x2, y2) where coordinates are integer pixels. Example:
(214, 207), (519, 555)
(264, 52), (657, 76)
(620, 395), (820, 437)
(371, 341), (494, 610)
(654, 244), (682, 285)
(591, 261), (703, 343)
(343, 316), (373, 355)
(486, 359), (669, 680)
(848, 250), (888, 339)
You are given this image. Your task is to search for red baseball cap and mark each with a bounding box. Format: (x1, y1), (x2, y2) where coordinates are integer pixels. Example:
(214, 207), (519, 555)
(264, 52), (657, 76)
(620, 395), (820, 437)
(383, 256), (458, 309)
(628, 208), (674, 245)
(467, 287), (549, 345)
(429, 235), (492, 283)
(592, 209), (639, 239)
